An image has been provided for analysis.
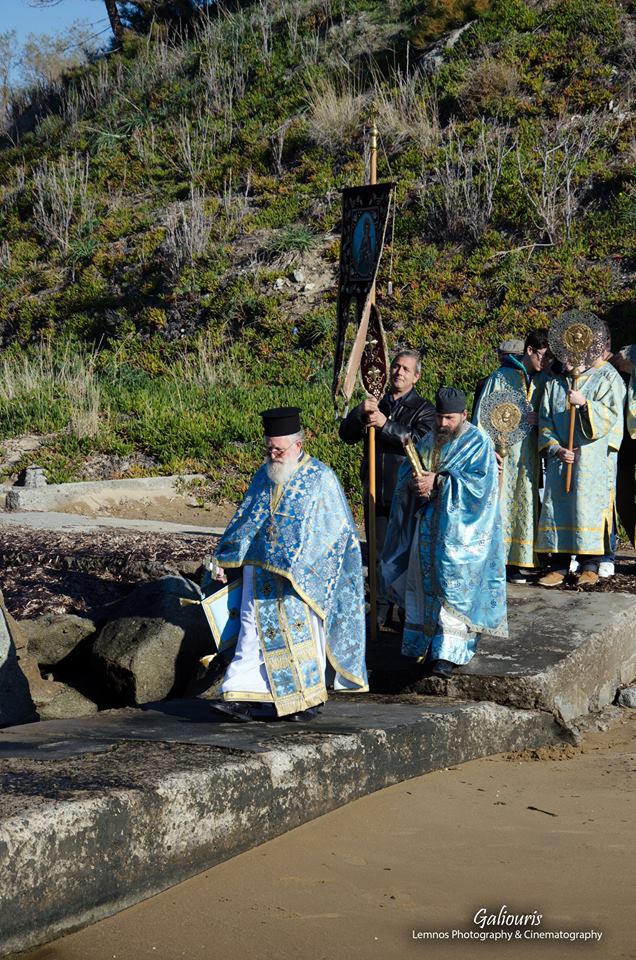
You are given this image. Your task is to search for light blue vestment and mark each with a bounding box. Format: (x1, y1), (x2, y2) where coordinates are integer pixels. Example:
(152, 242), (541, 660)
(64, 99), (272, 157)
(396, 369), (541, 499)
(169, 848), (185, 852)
(380, 423), (508, 662)
(473, 357), (546, 568)
(537, 362), (625, 555)
(214, 454), (368, 714)
(627, 367), (636, 441)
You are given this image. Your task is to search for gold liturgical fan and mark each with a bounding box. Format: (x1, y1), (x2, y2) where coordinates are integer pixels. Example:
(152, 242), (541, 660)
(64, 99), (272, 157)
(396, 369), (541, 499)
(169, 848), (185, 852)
(480, 388), (533, 489)
(548, 310), (606, 492)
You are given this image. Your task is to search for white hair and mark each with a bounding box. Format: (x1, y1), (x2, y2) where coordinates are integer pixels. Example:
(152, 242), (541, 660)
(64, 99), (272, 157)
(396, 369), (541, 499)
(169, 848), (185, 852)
(265, 429), (304, 444)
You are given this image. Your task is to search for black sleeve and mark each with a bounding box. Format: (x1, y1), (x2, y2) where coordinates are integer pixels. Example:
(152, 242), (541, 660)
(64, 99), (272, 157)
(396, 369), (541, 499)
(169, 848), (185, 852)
(379, 417), (413, 450)
(409, 401), (436, 443)
(338, 404), (366, 444)
(379, 399), (436, 450)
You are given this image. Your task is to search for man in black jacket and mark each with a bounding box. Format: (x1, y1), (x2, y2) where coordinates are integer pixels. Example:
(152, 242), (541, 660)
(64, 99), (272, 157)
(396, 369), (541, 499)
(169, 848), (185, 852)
(339, 350), (436, 627)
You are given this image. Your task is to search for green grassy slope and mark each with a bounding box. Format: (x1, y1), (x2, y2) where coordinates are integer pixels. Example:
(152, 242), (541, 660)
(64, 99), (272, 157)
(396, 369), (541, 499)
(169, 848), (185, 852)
(0, 0), (634, 505)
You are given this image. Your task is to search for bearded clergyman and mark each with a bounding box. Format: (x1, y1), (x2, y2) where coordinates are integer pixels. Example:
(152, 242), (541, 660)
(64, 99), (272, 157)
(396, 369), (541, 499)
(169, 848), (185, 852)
(210, 406), (368, 722)
(380, 387), (508, 679)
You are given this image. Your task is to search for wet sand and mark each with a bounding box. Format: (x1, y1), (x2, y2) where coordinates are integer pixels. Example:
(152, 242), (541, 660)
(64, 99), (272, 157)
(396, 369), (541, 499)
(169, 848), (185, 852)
(22, 712), (636, 960)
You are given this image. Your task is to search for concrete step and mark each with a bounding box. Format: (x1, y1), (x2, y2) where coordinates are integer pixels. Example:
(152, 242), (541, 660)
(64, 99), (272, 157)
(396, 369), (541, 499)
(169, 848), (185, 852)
(369, 586), (636, 722)
(0, 696), (566, 958)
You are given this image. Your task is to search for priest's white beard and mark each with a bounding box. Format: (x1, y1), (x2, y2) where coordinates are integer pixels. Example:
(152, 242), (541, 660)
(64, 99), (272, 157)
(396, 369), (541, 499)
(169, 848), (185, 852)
(266, 458), (298, 485)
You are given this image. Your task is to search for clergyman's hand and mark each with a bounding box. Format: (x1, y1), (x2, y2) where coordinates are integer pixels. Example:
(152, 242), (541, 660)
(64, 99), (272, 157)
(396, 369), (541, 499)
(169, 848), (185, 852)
(556, 446), (579, 464)
(568, 389), (586, 407)
(411, 472), (436, 499)
(526, 411), (538, 426)
(360, 397), (387, 429)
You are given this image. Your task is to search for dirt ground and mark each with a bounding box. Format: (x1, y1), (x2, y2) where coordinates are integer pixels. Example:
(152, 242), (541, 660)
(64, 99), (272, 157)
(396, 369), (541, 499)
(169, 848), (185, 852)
(0, 525), (220, 618)
(21, 712), (636, 960)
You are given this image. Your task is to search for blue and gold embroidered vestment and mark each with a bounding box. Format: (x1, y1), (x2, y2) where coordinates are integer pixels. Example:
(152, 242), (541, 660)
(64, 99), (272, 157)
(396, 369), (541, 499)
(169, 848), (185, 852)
(214, 455), (368, 712)
(537, 362), (625, 555)
(380, 423), (508, 659)
(473, 357), (546, 568)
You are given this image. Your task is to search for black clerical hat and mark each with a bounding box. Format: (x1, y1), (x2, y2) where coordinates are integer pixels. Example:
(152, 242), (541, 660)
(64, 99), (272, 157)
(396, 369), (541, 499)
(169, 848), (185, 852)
(260, 406), (302, 436)
(435, 387), (466, 414)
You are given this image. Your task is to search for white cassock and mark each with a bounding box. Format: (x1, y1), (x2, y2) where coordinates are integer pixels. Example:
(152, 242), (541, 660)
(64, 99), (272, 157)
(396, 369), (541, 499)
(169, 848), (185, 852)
(221, 565), (358, 702)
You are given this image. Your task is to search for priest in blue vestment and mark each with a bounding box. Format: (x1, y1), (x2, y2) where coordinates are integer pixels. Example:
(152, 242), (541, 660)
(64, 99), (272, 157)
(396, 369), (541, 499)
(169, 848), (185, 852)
(473, 329), (550, 580)
(211, 406), (368, 721)
(536, 352), (625, 586)
(380, 388), (508, 680)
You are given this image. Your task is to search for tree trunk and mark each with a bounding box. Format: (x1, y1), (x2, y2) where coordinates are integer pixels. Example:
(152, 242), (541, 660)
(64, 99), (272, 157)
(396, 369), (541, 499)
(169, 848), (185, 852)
(103, 0), (125, 44)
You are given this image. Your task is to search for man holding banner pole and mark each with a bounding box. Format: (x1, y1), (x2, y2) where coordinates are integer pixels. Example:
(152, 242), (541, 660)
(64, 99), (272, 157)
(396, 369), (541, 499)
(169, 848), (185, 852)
(339, 351), (435, 629)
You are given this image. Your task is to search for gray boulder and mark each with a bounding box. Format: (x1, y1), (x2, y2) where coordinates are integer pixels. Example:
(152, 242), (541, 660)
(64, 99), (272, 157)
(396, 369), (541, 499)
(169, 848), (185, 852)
(91, 576), (211, 705)
(36, 683), (98, 720)
(617, 685), (636, 709)
(20, 613), (97, 667)
(0, 592), (37, 727)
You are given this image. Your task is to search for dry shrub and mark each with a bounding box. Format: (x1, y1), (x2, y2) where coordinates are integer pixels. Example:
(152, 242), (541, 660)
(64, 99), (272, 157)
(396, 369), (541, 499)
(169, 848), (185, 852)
(516, 114), (604, 243)
(421, 119), (514, 243)
(216, 168), (251, 238)
(163, 187), (213, 276)
(65, 368), (102, 440)
(459, 58), (521, 117)
(62, 59), (124, 125)
(171, 329), (241, 391)
(373, 67), (440, 155)
(168, 113), (215, 182)
(0, 342), (102, 440)
(305, 74), (369, 153)
(32, 152), (94, 253)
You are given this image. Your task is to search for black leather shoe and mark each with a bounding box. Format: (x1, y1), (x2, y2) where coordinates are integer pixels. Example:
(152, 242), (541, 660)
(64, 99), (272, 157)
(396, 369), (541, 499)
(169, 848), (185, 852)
(209, 700), (254, 722)
(282, 705), (323, 722)
(430, 659), (455, 679)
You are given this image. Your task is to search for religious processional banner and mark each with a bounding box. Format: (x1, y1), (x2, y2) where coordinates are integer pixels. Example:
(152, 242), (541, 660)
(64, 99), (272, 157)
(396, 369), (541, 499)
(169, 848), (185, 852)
(332, 182), (393, 412)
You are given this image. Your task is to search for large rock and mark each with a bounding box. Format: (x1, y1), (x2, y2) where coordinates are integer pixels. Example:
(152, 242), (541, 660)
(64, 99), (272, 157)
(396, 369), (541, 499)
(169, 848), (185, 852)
(14, 642), (97, 717)
(19, 613), (97, 667)
(0, 592), (37, 727)
(91, 576), (211, 705)
(617, 686), (636, 709)
(37, 683), (98, 720)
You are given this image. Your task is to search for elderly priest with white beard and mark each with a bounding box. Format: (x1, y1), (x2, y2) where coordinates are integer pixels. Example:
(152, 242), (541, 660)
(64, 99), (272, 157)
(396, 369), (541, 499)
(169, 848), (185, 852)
(380, 387), (508, 680)
(210, 406), (368, 722)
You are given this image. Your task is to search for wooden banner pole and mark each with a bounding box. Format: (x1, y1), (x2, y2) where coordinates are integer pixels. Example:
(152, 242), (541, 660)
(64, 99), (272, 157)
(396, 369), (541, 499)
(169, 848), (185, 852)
(565, 373), (578, 493)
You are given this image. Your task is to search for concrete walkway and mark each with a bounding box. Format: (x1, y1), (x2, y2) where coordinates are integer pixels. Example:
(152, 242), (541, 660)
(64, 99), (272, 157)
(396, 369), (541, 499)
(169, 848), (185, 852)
(369, 586), (636, 722)
(0, 510), (223, 536)
(0, 696), (566, 958)
(1, 475), (205, 513)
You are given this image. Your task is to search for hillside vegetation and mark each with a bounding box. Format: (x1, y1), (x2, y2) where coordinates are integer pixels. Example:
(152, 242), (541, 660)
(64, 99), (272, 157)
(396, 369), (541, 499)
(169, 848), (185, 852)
(0, 0), (634, 507)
